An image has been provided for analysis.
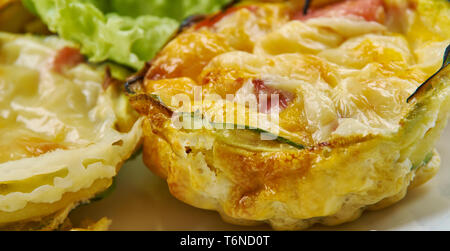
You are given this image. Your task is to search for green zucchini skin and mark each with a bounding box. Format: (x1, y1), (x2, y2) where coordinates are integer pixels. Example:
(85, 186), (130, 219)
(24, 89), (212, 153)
(177, 111), (306, 150)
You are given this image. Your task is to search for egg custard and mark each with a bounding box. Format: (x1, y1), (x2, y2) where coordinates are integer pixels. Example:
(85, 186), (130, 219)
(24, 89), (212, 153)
(129, 0), (450, 230)
(0, 32), (142, 230)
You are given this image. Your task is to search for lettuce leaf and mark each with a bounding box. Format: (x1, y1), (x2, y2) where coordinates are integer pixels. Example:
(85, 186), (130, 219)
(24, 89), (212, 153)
(92, 0), (231, 20)
(23, 0), (231, 69)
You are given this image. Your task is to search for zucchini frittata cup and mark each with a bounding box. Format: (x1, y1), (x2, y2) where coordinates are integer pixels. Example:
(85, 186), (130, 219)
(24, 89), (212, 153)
(0, 32), (142, 230)
(130, 0), (450, 230)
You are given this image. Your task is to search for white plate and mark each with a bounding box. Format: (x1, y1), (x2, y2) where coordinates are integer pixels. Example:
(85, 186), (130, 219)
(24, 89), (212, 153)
(70, 124), (450, 231)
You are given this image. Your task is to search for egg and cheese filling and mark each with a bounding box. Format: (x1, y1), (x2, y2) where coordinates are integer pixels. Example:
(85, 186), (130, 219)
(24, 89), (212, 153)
(0, 32), (141, 217)
(130, 0), (450, 230)
(0, 36), (108, 163)
(141, 0), (449, 146)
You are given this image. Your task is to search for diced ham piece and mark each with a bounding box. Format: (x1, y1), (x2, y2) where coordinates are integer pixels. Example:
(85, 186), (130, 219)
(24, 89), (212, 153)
(293, 0), (385, 23)
(252, 79), (293, 113)
(53, 47), (85, 73)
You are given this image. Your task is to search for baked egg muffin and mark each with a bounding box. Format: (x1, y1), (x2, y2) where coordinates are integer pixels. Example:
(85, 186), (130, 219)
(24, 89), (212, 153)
(0, 32), (142, 230)
(129, 0), (450, 230)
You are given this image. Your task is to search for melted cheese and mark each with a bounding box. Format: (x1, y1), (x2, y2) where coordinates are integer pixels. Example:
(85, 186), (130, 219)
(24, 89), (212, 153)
(144, 1), (449, 145)
(0, 33), (142, 213)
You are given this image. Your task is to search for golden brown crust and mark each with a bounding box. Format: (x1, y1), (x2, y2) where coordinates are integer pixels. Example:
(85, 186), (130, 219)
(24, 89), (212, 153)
(140, 117), (444, 230)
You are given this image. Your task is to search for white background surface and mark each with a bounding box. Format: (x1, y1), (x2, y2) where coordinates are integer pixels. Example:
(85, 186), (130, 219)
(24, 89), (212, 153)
(71, 125), (450, 231)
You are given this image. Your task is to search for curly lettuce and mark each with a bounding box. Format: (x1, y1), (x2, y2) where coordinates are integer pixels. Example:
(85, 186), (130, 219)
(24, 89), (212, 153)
(23, 0), (231, 69)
